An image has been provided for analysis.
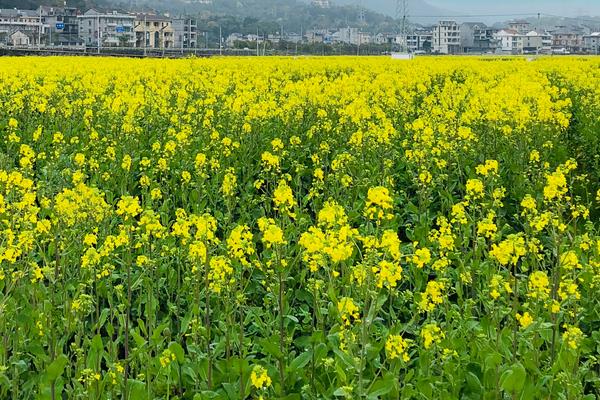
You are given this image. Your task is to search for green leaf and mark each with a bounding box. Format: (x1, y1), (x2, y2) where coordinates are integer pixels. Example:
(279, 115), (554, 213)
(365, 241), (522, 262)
(285, 315), (299, 323)
(91, 334), (103, 353)
(128, 379), (148, 400)
(333, 348), (355, 369)
(484, 352), (502, 371)
(97, 308), (110, 329)
(500, 362), (526, 394)
(222, 382), (238, 399)
(45, 354), (68, 382)
(137, 318), (147, 336)
(368, 373), (396, 397)
(131, 329), (147, 348)
(193, 392), (220, 400)
(289, 351), (312, 372)
(169, 342), (185, 363)
(281, 395), (301, 400)
(334, 387), (350, 397)
(314, 343), (327, 361)
(465, 371), (483, 394)
(258, 336), (283, 358)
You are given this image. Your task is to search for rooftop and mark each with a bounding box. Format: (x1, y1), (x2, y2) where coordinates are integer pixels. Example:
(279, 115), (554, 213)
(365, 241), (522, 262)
(134, 13), (171, 22)
(80, 9), (134, 18)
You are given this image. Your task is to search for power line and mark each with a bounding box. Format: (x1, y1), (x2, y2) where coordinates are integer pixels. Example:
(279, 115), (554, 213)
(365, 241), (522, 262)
(404, 12), (600, 23)
(541, 14), (600, 24)
(408, 13), (541, 19)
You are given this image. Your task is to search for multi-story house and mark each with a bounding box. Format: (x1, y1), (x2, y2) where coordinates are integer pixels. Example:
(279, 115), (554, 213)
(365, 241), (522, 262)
(494, 29), (524, 54)
(172, 17), (197, 49)
(39, 6), (80, 45)
(433, 20), (461, 54)
(583, 32), (600, 54)
(460, 22), (497, 53)
(333, 27), (366, 45)
(225, 32), (244, 47)
(523, 30), (552, 54)
(311, 0), (331, 7)
(551, 27), (584, 52)
(305, 29), (331, 44)
(78, 9), (135, 48)
(374, 32), (397, 46)
(508, 20), (531, 34)
(399, 29), (433, 53)
(9, 30), (30, 46)
(285, 32), (304, 43)
(134, 14), (174, 49)
(0, 8), (46, 45)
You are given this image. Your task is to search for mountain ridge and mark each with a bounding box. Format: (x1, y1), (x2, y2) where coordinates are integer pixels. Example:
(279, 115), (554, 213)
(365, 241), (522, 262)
(330, 0), (453, 18)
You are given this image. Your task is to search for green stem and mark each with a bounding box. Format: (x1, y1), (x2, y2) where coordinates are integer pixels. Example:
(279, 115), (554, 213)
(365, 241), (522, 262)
(124, 227), (133, 400)
(204, 257), (212, 390)
(278, 268), (286, 395)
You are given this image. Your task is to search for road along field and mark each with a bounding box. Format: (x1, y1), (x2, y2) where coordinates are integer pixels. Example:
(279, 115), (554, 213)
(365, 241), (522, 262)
(0, 56), (599, 399)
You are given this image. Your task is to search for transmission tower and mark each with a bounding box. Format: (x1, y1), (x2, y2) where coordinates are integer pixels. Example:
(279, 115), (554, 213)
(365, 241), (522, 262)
(396, 0), (409, 52)
(357, 0), (366, 25)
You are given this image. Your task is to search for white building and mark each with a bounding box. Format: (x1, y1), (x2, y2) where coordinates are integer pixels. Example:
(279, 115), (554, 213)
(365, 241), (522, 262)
(285, 33), (304, 43)
(0, 8), (47, 45)
(332, 27), (372, 45)
(374, 32), (396, 45)
(305, 29), (331, 44)
(311, 0), (331, 7)
(523, 30), (552, 54)
(583, 32), (600, 54)
(77, 9), (135, 48)
(172, 17), (197, 49)
(333, 27), (359, 44)
(494, 29), (523, 54)
(508, 20), (531, 34)
(9, 30), (30, 46)
(398, 29), (433, 52)
(225, 32), (244, 47)
(460, 22), (497, 53)
(433, 20), (461, 54)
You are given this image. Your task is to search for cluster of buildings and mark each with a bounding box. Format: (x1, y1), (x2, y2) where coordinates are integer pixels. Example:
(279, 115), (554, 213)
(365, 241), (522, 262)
(225, 20), (599, 55)
(429, 20), (598, 55)
(401, 20), (599, 54)
(0, 5), (598, 55)
(0, 7), (197, 49)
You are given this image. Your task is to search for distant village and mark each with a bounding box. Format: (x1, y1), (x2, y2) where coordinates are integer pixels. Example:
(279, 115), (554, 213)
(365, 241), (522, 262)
(1, 4), (599, 55)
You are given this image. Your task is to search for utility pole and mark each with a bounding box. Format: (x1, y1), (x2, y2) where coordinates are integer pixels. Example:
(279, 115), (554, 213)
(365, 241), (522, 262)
(38, 7), (42, 48)
(97, 13), (100, 54)
(219, 25), (222, 55)
(144, 15), (147, 56)
(256, 27), (259, 56)
(161, 25), (165, 57)
(298, 24), (303, 54)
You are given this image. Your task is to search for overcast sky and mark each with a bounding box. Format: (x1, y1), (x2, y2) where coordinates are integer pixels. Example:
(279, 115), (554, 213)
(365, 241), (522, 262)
(427, 0), (600, 17)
